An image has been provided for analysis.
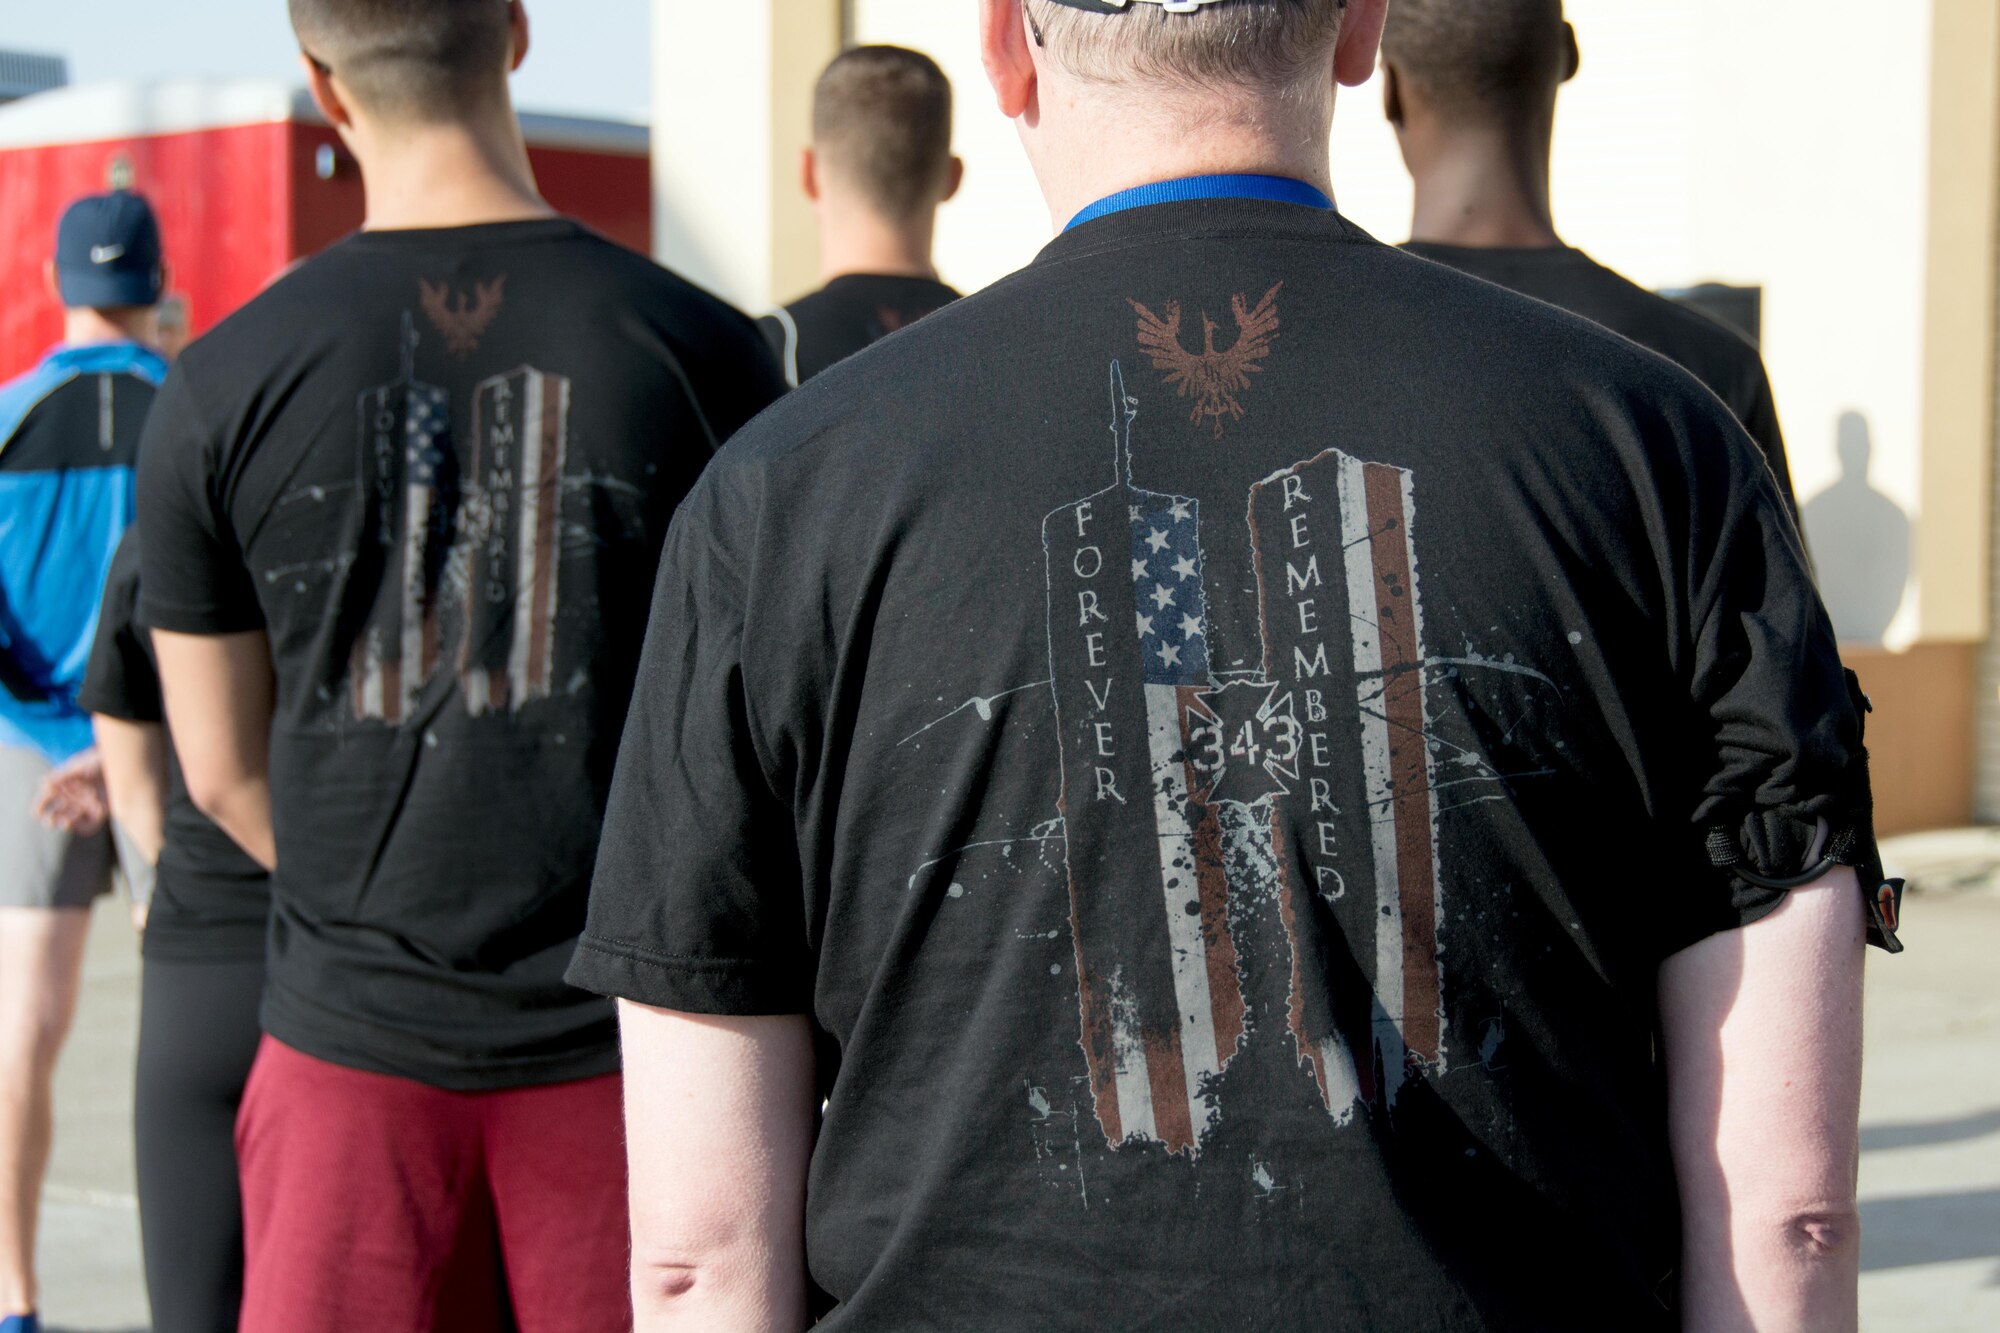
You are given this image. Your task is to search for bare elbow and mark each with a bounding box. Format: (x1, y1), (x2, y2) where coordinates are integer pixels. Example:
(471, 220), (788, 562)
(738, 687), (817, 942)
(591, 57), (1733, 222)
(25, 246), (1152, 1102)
(182, 770), (233, 824)
(1778, 1203), (1861, 1264)
(631, 1250), (720, 1326)
(635, 1257), (702, 1304)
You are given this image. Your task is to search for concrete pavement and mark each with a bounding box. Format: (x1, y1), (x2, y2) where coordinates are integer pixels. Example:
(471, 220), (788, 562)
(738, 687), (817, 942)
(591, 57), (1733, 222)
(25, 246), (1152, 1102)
(30, 841), (2000, 1331)
(38, 898), (143, 1333)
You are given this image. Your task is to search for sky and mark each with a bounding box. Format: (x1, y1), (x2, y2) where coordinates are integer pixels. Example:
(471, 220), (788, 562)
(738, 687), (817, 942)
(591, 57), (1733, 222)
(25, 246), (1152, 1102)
(0, 0), (653, 121)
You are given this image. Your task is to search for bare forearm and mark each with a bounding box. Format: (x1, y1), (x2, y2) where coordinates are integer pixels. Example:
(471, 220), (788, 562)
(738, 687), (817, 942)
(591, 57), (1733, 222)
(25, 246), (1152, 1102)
(1661, 872), (1865, 1332)
(151, 629), (278, 870)
(192, 776), (277, 871)
(93, 717), (168, 865)
(621, 1004), (815, 1333)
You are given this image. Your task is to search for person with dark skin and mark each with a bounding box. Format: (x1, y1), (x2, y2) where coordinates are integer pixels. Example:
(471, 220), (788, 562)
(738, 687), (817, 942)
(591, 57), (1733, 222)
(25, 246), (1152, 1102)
(1381, 0), (1805, 524)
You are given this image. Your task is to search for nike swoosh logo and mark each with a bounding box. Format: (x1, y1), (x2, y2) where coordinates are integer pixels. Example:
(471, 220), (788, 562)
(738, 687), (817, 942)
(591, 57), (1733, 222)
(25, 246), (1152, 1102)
(90, 244), (126, 264)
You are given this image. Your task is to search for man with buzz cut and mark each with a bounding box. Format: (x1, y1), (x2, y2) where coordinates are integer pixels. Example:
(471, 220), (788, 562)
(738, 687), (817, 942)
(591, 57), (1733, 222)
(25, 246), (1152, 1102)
(759, 44), (965, 387)
(136, 2), (785, 1328)
(576, 0), (1895, 1329)
(1381, 0), (1805, 523)
(1, 189), (167, 1333)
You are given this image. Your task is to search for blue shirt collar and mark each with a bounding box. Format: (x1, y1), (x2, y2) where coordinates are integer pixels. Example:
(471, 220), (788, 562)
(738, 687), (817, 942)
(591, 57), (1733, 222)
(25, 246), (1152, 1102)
(41, 340), (168, 382)
(1064, 173), (1335, 232)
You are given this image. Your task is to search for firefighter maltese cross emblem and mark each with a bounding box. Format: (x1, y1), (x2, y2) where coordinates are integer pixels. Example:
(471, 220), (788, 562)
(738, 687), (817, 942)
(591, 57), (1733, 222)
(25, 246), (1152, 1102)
(1186, 680), (1300, 807)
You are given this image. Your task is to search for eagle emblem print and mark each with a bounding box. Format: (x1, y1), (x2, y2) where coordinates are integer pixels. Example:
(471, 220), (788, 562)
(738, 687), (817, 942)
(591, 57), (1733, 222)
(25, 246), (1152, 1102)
(1131, 283), (1281, 438)
(421, 276), (507, 358)
(1043, 363), (1448, 1158)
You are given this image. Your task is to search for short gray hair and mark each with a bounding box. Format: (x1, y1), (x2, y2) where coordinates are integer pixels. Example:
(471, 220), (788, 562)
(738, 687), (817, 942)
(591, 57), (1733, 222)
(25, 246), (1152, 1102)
(1031, 0), (1349, 100)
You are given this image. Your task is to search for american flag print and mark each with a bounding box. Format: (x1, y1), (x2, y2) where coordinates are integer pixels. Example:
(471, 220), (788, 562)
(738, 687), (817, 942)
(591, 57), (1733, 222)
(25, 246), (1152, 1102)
(1249, 447), (1447, 1112)
(1034, 356), (1456, 1159)
(350, 316), (450, 724)
(1043, 365), (1249, 1157)
(462, 366), (572, 716)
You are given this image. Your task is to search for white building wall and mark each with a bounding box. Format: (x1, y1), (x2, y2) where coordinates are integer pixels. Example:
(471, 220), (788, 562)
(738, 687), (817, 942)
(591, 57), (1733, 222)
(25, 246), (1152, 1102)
(1343, 0), (1934, 648)
(848, 0), (1052, 292)
(651, 2), (781, 311)
(655, 2), (1941, 641)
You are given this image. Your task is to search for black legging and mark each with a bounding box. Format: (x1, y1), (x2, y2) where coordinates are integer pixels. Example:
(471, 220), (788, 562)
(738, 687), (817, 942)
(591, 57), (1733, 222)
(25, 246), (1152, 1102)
(134, 954), (264, 1333)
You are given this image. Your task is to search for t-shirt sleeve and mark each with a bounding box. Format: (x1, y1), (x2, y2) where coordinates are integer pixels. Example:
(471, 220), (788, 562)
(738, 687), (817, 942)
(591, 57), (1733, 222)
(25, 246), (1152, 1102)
(690, 310), (792, 446)
(566, 471), (812, 1014)
(1670, 396), (1877, 951)
(755, 312), (792, 377)
(1735, 360), (1806, 535)
(77, 534), (162, 724)
(133, 366), (265, 636)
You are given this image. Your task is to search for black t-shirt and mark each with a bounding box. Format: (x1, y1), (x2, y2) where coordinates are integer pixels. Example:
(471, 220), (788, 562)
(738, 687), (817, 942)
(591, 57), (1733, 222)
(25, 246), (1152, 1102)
(573, 198), (1873, 1329)
(759, 273), (962, 387)
(78, 530), (269, 962)
(137, 217), (786, 1090)
(1401, 242), (1802, 526)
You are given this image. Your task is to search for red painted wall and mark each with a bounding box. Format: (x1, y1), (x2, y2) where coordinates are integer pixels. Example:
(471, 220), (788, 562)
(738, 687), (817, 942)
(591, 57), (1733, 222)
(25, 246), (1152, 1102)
(2, 118), (650, 381)
(0, 122), (293, 379)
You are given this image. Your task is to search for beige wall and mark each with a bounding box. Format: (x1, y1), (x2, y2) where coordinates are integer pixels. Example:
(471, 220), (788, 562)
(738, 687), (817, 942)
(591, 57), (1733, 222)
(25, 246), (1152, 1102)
(847, 0), (1052, 291)
(651, 0), (840, 312)
(1920, 0), (2000, 645)
(1341, 0), (1948, 647)
(664, 0), (1990, 650)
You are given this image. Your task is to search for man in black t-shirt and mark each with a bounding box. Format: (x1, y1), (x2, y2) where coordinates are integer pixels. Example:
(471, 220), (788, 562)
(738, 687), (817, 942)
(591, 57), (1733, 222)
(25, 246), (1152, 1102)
(136, 3), (785, 1329)
(1380, 0), (1805, 527)
(81, 531), (269, 1333)
(577, 3), (1897, 1330)
(758, 45), (965, 387)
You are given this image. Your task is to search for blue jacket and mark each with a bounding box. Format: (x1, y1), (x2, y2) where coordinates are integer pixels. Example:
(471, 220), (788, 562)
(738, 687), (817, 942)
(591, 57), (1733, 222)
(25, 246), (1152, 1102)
(0, 341), (166, 762)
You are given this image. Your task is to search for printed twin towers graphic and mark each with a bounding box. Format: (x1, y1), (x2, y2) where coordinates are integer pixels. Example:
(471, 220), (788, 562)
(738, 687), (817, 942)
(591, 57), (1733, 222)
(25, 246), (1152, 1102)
(349, 316), (573, 724)
(1043, 364), (1447, 1158)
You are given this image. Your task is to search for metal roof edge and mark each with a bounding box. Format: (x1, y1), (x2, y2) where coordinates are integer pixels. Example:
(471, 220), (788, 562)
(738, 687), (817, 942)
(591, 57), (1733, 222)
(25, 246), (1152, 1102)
(0, 79), (298, 150)
(0, 79), (647, 156)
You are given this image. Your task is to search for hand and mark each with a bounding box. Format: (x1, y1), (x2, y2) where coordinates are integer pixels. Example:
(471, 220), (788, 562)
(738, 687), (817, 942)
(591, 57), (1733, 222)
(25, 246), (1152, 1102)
(32, 749), (110, 837)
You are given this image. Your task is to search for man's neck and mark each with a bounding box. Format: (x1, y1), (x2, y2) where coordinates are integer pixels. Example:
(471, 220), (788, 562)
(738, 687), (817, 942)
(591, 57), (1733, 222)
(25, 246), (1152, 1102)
(817, 202), (940, 285)
(352, 108), (554, 232)
(1031, 88), (1336, 233)
(1405, 123), (1562, 249)
(63, 306), (153, 348)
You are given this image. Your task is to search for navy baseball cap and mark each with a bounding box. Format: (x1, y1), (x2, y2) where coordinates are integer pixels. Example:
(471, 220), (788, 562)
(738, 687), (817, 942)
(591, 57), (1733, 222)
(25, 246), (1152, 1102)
(54, 191), (164, 310)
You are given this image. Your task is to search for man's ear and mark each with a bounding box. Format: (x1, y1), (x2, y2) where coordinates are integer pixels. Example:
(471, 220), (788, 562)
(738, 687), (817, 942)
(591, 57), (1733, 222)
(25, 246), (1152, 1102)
(509, 0), (531, 73)
(1382, 61), (1404, 128)
(1560, 21), (1580, 84)
(301, 53), (352, 130)
(1334, 0), (1390, 89)
(800, 146), (821, 204)
(941, 155), (966, 204)
(43, 260), (61, 305)
(980, 0), (1038, 121)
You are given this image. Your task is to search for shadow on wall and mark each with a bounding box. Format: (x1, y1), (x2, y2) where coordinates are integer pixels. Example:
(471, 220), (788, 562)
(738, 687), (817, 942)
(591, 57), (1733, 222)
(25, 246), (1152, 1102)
(1802, 411), (1912, 644)
(1861, 1106), (2000, 1153)
(1860, 1189), (2000, 1273)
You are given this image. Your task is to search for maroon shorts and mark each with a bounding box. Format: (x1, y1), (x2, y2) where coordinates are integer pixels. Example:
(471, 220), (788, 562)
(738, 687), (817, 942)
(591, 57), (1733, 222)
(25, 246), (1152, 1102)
(235, 1036), (630, 1333)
